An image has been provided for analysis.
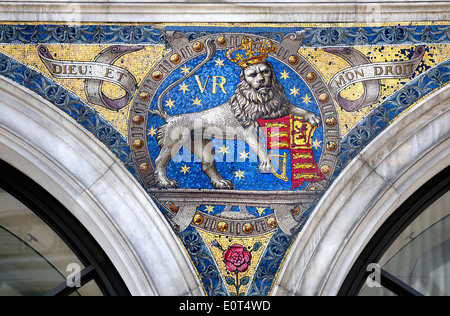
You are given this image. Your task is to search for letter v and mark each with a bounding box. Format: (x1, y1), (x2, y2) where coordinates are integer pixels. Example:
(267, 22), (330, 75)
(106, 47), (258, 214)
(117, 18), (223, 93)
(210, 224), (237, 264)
(195, 75), (210, 94)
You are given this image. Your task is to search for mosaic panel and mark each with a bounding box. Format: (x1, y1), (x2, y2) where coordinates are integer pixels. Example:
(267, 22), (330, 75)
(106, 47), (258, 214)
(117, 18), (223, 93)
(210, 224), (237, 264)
(1, 22), (449, 296)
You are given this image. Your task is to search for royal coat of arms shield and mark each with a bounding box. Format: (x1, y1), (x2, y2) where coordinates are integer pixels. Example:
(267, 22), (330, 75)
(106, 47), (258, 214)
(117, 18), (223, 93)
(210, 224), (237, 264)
(258, 115), (325, 190)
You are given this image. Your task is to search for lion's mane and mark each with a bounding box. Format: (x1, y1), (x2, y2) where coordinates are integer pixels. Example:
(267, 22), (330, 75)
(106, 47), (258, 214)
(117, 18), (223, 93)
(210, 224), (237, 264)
(229, 63), (291, 129)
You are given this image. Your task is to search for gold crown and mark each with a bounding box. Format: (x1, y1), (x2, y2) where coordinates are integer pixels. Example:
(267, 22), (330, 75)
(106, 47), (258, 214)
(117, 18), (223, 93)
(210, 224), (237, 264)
(226, 36), (275, 68)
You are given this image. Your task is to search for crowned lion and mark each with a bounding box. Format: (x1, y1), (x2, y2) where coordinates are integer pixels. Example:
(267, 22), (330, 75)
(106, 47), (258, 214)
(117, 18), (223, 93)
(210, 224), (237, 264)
(151, 37), (321, 189)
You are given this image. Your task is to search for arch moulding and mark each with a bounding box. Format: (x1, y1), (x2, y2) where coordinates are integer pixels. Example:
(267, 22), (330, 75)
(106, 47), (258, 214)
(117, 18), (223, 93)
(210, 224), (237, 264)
(0, 76), (203, 296)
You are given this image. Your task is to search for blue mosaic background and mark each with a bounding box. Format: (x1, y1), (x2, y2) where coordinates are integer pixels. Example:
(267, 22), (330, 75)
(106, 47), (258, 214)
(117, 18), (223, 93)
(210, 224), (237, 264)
(147, 52), (322, 191)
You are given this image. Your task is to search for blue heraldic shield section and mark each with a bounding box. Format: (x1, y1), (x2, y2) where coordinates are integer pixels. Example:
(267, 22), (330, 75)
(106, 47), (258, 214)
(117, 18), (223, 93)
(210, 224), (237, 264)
(258, 115), (325, 190)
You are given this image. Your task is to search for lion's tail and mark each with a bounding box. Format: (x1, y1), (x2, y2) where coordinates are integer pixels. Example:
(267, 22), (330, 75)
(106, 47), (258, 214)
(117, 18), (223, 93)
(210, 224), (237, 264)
(147, 108), (169, 121)
(149, 38), (217, 122)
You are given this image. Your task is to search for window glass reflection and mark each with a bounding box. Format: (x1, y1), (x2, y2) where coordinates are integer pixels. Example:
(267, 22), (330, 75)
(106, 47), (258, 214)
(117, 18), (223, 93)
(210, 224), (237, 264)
(68, 280), (104, 296)
(0, 188), (84, 296)
(380, 191), (450, 295)
(359, 191), (450, 296)
(358, 283), (397, 296)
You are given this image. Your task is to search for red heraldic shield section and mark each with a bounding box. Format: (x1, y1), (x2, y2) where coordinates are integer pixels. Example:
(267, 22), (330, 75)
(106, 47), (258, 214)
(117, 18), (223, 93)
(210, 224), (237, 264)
(258, 115), (324, 189)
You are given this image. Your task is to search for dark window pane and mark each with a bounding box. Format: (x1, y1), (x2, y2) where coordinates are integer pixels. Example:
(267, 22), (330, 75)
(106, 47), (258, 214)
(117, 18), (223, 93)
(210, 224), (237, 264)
(0, 188), (83, 296)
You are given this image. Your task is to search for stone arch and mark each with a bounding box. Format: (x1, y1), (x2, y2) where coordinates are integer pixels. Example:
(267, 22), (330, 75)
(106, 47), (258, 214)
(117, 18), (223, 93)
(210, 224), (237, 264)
(0, 76), (202, 296)
(274, 84), (450, 296)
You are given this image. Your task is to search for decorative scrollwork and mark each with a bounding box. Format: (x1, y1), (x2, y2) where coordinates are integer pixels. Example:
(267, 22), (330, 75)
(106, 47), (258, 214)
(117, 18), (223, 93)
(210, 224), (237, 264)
(3, 24), (450, 47)
(0, 52), (132, 175)
(348, 126), (372, 149)
(304, 24), (450, 46)
(180, 228), (227, 296)
(396, 85), (422, 108)
(0, 24), (166, 44)
(0, 55), (11, 73)
(246, 231), (293, 296)
(338, 59), (450, 177)
(381, 26), (408, 44)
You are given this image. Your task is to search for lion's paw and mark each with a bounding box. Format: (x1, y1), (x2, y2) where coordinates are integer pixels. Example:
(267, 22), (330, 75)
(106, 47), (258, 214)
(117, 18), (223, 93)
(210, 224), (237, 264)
(258, 160), (273, 174)
(212, 178), (234, 190)
(305, 113), (322, 127)
(156, 177), (179, 189)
